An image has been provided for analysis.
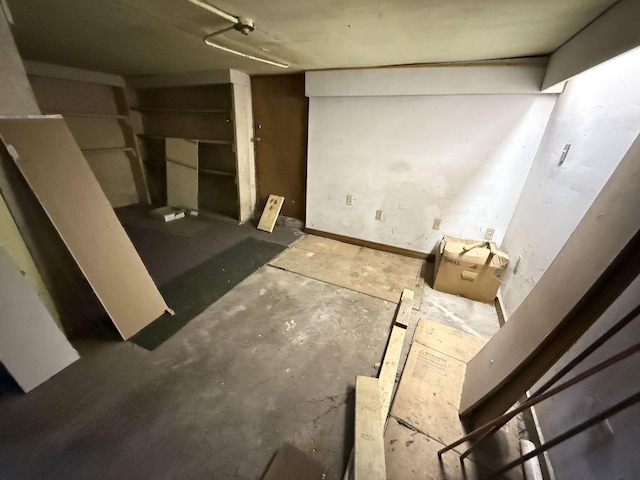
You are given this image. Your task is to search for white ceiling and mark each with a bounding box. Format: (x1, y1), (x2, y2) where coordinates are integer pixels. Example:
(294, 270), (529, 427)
(7, 0), (619, 76)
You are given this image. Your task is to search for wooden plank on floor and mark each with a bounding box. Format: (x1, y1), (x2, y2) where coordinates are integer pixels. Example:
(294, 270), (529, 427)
(395, 288), (414, 327)
(355, 376), (386, 480)
(0, 117), (169, 340)
(379, 326), (407, 423)
(385, 417), (488, 480)
(413, 319), (486, 363)
(257, 194), (285, 232)
(270, 235), (425, 304)
(345, 289), (414, 480)
(379, 288), (414, 419)
(390, 342), (522, 477)
(0, 247), (79, 392)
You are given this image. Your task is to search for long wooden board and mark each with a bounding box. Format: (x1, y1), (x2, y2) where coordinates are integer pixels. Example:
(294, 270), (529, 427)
(0, 117), (169, 339)
(257, 194), (284, 232)
(344, 289), (414, 480)
(0, 247), (79, 392)
(379, 289), (414, 419)
(354, 376), (386, 480)
(460, 134), (640, 424)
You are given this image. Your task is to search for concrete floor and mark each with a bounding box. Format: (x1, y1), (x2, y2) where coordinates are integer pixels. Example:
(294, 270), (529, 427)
(0, 223), (502, 479)
(420, 263), (501, 340)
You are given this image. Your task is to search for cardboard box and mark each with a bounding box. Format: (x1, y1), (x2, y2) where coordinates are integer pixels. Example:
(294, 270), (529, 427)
(433, 235), (509, 303)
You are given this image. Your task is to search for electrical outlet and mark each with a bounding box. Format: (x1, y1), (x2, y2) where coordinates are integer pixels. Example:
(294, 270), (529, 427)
(432, 218), (442, 230)
(346, 194), (353, 206)
(484, 228), (495, 241)
(375, 210), (383, 221)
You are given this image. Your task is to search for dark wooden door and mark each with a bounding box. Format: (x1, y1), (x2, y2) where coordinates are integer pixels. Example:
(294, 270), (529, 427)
(251, 74), (308, 221)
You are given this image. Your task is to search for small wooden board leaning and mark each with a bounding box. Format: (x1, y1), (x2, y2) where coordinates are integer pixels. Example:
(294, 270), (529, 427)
(257, 194), (285, 233)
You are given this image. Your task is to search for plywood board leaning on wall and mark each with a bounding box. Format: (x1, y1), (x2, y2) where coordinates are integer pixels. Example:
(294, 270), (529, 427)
(257, 194), (285, 233)
(0, 247), (79, 392)
(0, 117), (170, 340)
(460, 134), (640, 425)
(166, 137), (198, 211)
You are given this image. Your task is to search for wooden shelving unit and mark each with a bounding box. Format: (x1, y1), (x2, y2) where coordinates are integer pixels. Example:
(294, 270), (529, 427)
(199, 168), (235, 177)
(133, 83), (241, 219)
(81, 147), (136, 153)
(132, 107), (230, 114)
(43, 111), (130, 121)
(26, 67), (150, 208)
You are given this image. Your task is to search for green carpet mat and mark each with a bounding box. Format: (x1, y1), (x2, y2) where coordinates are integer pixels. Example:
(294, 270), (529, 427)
(131, 237), (286, 350)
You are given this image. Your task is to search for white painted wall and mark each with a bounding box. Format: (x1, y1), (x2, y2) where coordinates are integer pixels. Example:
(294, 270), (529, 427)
(306, 93), (556, 253)
(501, 47), (640, 315)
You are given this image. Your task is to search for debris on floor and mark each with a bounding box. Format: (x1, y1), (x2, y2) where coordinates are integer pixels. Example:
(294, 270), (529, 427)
(150, 205), (186, 222)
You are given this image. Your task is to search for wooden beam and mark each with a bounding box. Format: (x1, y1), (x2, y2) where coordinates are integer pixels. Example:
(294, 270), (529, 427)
(542, 0), (640, 90)
(459, 134), (640, 425)
(379, 289), (414, 419)
(354, 376), (386, 480)
(344, 289), (414, 480)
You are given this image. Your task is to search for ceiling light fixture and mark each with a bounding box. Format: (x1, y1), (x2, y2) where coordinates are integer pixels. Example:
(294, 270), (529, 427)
(203, 38), (290, 69)
(189, 0), (290, 69)
(188, 0), (238, 25)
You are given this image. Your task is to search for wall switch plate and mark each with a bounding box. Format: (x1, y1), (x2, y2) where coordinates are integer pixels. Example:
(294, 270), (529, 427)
(375, 210), (383, 221)
(432, 218), (441, 230)
(346, 195), (353, 206)
(484, 228), (495, 241)
(558, 143), (571, 166)
(513, 255), (522, 274)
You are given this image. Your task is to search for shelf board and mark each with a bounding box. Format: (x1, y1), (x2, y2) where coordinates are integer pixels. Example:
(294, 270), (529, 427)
(197, 139), (234, 145)
(81, 147), (136, 154)
(138, 134), (233, 145)
(43, 111), (129, 120)
(133, 107), (230, 114)
(199, 168), (235, 177)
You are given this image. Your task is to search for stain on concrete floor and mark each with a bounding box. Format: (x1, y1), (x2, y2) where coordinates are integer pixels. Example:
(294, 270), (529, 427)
(0, 231), (502, 480)
(0, 267), (396, 480)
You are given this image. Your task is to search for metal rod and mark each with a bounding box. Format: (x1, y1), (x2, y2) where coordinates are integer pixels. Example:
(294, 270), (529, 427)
(438, 334), (640, 458)
(485, 389), (640, 480)
(203, 38), (290, 69)
(203, 25), (236, 42)
(459, 304), (640, 460)
(188, 0), (239, 24)
(458, 340), (640, 461)
(533, 303), (640, 397)
(438, 304), (640, 457)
